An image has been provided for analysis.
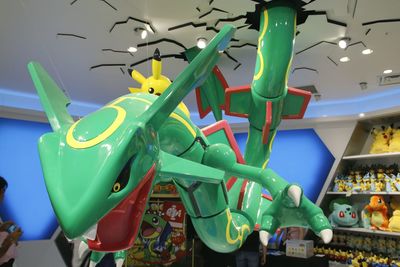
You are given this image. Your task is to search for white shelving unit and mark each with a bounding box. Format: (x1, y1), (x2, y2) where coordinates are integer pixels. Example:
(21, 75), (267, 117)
(342, 152), (400, 160)
(326, 191), (400, 196)
(317, 115), (400, 240)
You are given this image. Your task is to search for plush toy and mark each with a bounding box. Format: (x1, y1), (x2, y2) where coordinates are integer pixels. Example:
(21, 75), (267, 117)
(377, 237), (387, 254)
(332, 176), (343, 192)
(329, 203), (359, 227)
(364, 195), (389, 230)
(353, 171), (363, 191)
(389, 196), (400, 232)
(369, 126), (391, 154)
(395, 173), (400, 191)
(389, 126), (400, 152)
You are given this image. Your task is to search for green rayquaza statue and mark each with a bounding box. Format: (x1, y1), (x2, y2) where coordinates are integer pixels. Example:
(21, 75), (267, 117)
(28, 3), (332, 255)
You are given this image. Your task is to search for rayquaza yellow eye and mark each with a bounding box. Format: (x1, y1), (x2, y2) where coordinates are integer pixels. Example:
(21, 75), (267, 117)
(113, 182), (121, 192)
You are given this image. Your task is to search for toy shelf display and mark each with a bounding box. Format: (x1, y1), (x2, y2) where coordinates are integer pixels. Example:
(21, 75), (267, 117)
(317, 115), (400, 265)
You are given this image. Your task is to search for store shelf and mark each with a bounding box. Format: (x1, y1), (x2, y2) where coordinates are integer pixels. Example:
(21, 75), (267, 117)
(333, 227), (400, 237)
(342, 152), (400, 160)
(326, 191), (400, 196)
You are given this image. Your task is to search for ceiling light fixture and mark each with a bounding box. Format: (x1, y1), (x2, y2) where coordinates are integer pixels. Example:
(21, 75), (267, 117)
(383, 69), (393, 74)
(362, 48), (373, 55)
(127, 46), (137, 53)
(313, 93), (321, 101)
(144, 24), (154, 34)
(338, 37), (350, 49)
(197, 38), (207, 49)
(359, 113), (365, 118)
(339, 56), (350, 63)
(359, 82), (368, 90)
(134, 27), (148, 39)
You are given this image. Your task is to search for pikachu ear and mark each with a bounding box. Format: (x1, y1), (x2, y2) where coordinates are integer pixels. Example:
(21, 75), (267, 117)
(129, 87), (143, 93)
(129, 69), (146, 85)
(152, 48), (162, 80)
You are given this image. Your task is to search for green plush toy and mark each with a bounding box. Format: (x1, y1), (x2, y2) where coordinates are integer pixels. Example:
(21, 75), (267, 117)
(329, 203), (359, 227)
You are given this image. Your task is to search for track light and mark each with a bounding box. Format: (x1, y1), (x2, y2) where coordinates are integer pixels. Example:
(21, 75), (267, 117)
(127, 47), (137, 53)
(339, 56), (350, 63)
(383, 69), (393, 74)
(197, 38), (207, 49)
(338, 38), (350, 49)
(135, 27), (148, 39)
(362, 48), (373, 55)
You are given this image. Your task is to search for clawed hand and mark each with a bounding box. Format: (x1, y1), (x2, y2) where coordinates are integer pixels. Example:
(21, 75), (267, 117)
(259, 184), (332, 246)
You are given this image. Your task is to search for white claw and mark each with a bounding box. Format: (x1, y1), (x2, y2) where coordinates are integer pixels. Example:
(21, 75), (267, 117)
(115, 259), (125, 267)
(320, 229), (333, 244)
(82, 224), (98, 241)
(259, 230), (271, 247)
(89, 261), (97, 267)
(288, 185), (302, 207)
(78, 241), (89, 259)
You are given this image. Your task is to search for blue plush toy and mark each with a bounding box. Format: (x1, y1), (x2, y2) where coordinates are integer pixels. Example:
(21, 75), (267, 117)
(329, 203), (359, 227)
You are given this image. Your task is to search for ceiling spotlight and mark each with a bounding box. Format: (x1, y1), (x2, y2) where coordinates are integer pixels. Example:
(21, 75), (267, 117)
(339, 56), (350, 63)
(362, 48), (373, 55)
(144, 24), (154, 34)
(338, 38), (350, 49)
(127, 46), (137, 53)
(383, 69), (393, 74)
(359, 82), (368, 90)
(134, 27), (148, 39)
(197, 38), (207, 49)
(313, 93), (321, 101)
(359, 113), (365, 118)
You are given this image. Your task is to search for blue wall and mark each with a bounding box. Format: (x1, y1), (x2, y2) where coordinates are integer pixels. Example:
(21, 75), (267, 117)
(234, 129), (335, 202)
(0, 118), (58, 240)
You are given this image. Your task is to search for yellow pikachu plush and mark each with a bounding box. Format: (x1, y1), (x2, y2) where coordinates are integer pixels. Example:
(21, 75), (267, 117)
(389, 196), (400, 232)
(128, 48), (190, 117)
(369, 126), (392, 154)
(389, 126), (400, 152)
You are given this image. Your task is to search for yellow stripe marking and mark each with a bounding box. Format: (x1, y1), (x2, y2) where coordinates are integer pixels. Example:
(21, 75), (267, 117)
(169, 112), (196, 137)
(253, 9), (268, 81)
(262, 131), (276, 169)
(225, 209), (250, 247)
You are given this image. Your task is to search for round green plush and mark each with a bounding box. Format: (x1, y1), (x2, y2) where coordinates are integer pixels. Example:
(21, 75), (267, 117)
(329, 198), (350, 212)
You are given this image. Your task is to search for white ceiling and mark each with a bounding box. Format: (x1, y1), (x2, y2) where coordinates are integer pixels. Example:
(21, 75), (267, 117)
(1, 0), (400, 119)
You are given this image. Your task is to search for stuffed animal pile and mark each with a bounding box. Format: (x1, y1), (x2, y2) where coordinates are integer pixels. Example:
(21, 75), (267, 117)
(332, 164), (400, 193)
(370, 125), (400, 154)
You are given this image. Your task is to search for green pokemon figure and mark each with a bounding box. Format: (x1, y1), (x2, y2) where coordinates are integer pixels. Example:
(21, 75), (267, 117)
(329, 203), (359, 228)
(28, 2), (332, 256)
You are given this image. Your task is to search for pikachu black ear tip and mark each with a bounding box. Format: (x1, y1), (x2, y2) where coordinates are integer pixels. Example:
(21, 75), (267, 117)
(128, 69), (133, 76)
(153, 48), (161, 61)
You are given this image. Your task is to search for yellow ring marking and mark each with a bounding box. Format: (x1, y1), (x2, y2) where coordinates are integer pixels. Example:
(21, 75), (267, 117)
(67, 95), (194, 149)
(66, 105), (126, 149)
(253, 9), (268, 81)
(225, 209), (250, 246)
(169, 112), (196, 137)
(66, 96), (151, 149)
